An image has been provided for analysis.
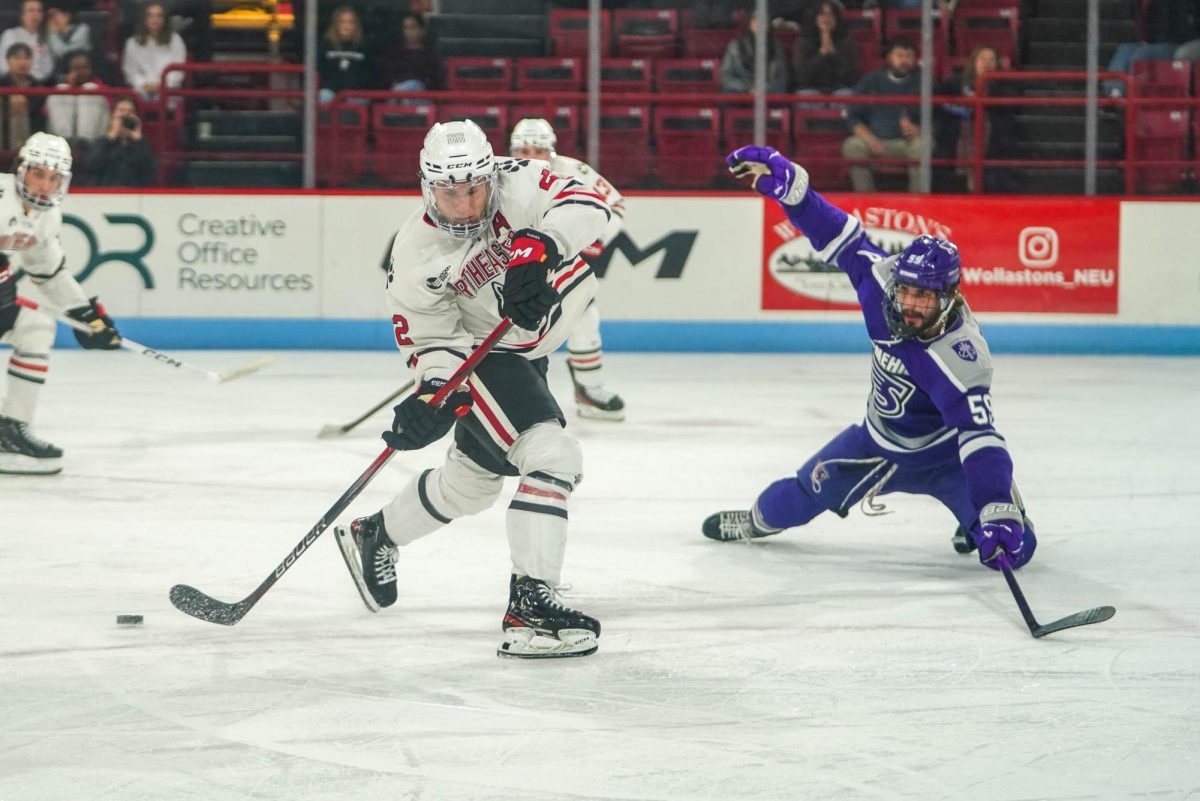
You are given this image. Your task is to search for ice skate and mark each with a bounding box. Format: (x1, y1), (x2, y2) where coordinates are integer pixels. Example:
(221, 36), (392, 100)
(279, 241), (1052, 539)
(951, 524), (977, 554)
(568, 363), (625, 421)
(0, 416), (63, 475)
(702, 509), (781, 542)
(499, 575), (600, 659)
(334, 512), (398, 612)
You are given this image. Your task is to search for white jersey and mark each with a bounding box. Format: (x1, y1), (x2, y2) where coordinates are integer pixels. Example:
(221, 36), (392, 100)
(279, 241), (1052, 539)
(385, 156), (610, 386)
(549, 154), (624, 248)
(0, 173), (89, 311)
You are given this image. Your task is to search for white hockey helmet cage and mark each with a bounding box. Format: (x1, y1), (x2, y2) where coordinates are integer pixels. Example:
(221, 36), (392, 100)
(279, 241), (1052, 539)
(419, 120), (499, 240)
(16, 132), (74, 210)
(509, 117), (557, 159)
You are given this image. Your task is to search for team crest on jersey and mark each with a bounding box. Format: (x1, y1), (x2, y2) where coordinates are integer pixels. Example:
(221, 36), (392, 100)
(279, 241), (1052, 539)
(871, 362), (916, 419)
(951, 339), (978, 361)
(425, 265), (450, 290)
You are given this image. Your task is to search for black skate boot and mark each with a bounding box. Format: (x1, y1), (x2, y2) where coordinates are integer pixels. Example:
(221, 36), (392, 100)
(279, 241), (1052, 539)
(568, 363), (625, 421)
(0, 415), (63, 475)
(334, 512), (398, 612)
(951, 524), (977, 554)
(499, 575), (601, 659)
(702, 509), (781, 542)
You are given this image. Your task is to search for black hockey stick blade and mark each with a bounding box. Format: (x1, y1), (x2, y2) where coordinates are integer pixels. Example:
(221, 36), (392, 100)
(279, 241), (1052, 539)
(1032, 605), (1116, 638)
(169, 583), (251, 626)
(1002, 566), (1116, 639)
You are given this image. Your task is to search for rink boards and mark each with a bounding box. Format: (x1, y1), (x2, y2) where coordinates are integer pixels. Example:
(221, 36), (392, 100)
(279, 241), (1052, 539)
(32, 190), (1200, 353)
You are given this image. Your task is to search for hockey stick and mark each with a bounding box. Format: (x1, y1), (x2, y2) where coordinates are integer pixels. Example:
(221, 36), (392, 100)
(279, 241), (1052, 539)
(169, 318), (514, 625)
(317, 379), (416, 438)
(1001, 566), (1115, 638)
(16, 296), (276, 383)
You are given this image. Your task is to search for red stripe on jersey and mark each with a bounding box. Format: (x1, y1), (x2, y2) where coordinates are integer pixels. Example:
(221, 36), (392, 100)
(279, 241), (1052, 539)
(553, 258), (589, 290)
(10, 359), (48, 372)
(469, 385), (515, 446)
(553, 188), (606, 202)
(517, 483), (567, 502)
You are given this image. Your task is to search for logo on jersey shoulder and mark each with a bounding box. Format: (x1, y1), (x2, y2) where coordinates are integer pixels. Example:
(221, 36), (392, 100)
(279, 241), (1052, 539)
(951, 339), (978, 362)
(425, 264), (450, 290)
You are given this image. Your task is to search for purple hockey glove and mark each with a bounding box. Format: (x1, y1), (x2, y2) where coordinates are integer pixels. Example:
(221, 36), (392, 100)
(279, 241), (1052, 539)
(726, 145), (809, 205)
(977, 503), (1025, 571)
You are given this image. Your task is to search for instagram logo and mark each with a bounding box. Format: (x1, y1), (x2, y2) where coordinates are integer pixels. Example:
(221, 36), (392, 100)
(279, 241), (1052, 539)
(1018, 226), (1059, 268)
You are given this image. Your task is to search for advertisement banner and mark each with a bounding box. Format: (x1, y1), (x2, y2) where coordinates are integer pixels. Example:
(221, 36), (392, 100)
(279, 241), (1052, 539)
(762, 195), (1120, 314)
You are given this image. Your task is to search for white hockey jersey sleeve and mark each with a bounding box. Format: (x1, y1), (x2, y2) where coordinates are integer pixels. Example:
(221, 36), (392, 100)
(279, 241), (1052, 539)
(552, 155), (624, 248)
(6, 204), (90, 311)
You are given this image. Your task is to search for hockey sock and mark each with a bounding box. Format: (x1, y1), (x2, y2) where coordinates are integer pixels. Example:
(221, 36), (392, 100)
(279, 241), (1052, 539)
(507, 471), (573, 586)
(755, 476), (824, 530)
(2, 350), (49, 423)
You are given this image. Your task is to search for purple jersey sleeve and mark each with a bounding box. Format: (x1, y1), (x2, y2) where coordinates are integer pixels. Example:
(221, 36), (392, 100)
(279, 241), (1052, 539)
(781, 189), (890, 289)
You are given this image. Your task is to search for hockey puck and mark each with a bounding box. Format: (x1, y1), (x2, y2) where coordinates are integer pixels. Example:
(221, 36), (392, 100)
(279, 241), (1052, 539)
(116, 614), (144, 625)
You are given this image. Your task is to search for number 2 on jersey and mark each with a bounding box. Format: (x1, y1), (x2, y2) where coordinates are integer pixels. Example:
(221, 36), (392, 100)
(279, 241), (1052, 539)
(392, 314), (413, 347)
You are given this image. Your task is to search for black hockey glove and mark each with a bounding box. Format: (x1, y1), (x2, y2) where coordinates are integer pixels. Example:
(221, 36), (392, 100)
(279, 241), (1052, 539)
(382, 378), (473, 451)
(502, 228), (561, 330)
(66, 297), (122, 350)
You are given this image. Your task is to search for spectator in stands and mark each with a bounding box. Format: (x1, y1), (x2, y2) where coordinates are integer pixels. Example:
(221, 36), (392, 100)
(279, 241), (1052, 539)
(46, 50), (109, 146)
(1102, 0), (1200, 96)
(319, 6), (373, 104)
(87, 94), (156, 186)
(0, 0), (56, 83)
(386, 12), (442, 95)
(122, 1), (187, 102)
(792, 1), (859, 98)
(841, 37), (923, 192)
(933, 45), (1022, 194)
(0, 43), (47, 151)
(720, 12), (790, 94)
(46, 4), (92, 69)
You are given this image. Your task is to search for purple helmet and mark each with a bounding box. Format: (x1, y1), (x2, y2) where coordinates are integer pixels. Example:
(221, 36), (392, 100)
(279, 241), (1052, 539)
(883, 235), (963, 339)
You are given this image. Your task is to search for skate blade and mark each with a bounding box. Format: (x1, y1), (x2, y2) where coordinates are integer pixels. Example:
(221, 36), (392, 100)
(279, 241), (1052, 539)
(497, 627), (598, 659)
(333, 525), (380, 613)
(0, 454), (63, 475)
(575, 405), (625, 422)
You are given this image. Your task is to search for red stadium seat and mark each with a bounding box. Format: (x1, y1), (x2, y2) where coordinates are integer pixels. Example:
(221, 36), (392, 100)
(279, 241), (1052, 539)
(595, 105), (652, 187)
(317, 103), (368, 187)
(1131, 59), (1192, 97)
(723, 107), (793, 155)
(445, 57), (513, 93)
(680, 9), (737, 59)
(1133, 109), (1189, 193)
(548, 9), (611, 58)
(793, 108), (850, 190)
(510, 104), (582, 158)
(614, 9), (679, 59)
(654, 106), (722, 188)
(600, 58), (652, 94)
(843, 9), (884, 75)
(371, 103), (435, 186)
(654, 58), (720, 94)
(439, 104), (510, 157)
(953, 7), (1020, 65)
(515, 57), (584, 93)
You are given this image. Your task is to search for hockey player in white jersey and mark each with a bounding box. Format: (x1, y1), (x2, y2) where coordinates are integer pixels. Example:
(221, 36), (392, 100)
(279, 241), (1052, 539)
(0, 132), (122, 475)
(334, 119), (610, 658)
(509, 117), (626, 421)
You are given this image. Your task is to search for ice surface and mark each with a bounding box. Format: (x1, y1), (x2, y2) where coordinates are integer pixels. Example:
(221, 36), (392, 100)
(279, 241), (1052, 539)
(1, 350), (1198, 800)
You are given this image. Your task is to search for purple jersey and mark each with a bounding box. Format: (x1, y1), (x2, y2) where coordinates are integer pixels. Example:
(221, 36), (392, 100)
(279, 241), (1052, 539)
(782, 189), (1016, 512)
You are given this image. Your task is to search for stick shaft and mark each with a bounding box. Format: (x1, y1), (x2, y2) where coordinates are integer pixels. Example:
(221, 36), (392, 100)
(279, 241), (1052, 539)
(1001, 566), (1042, 635)
(172, 318), (514, 624)
(338, 380), (415, 433)
(17, 296), (224, 381)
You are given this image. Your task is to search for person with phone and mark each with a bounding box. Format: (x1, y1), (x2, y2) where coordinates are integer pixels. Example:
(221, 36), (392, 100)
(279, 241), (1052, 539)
(86, 94), (156, 186)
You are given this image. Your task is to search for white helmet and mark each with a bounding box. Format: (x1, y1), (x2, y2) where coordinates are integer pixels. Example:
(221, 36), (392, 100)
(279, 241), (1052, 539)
(419, 120), (499, 240)
(509, 117), (557, 159)
(17, 132), (74, 210)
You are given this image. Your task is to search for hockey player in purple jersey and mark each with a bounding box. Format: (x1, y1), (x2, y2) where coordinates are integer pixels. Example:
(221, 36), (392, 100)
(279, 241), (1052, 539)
(703, 145), (1037, 572)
